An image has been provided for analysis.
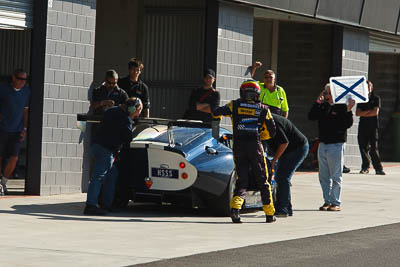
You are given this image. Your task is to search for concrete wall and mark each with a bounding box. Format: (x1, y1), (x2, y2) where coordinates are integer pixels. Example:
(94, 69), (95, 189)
(341, 27), (369, 168)
(41, 0), (96, 195)
(216, 3), (254, 128)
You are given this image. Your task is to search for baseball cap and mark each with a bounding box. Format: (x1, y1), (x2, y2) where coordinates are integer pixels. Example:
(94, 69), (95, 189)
(204, 69), (216, 78)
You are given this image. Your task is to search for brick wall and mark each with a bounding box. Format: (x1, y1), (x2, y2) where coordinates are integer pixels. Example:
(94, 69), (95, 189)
(41, 0), (96, 195)
(341, 27), (369, 168)
(216, 3), (254, 128)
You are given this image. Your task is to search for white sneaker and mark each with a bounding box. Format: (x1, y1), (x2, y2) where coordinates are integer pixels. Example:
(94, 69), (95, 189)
(0, 184), (4, 196)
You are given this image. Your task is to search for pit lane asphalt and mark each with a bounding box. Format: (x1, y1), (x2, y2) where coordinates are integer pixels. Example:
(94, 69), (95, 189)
(0, 163), (399, 267)
(134, 223), (400, 267)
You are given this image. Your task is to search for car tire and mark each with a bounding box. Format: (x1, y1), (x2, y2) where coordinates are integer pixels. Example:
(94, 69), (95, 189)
(208, 171), (236, 217)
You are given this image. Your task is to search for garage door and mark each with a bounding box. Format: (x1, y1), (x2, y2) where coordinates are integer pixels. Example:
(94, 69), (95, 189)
(0, 0), (34, 29)
(141, 3), (205, 119)
(370, 32), (400, 54)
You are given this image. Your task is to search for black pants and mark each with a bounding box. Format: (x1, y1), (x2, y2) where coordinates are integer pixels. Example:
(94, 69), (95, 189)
(233, 140), (272, 206)
(358, 128), (383, 171)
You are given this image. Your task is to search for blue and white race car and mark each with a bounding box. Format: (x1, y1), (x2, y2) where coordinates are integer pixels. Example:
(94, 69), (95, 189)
(77, 115), (275, 216)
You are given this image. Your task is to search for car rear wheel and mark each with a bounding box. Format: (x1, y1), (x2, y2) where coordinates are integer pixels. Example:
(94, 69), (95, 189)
(208, 171), (236, 216)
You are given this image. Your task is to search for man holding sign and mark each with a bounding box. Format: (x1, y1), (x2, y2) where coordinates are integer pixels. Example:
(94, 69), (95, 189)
(308, 83), (355, 212)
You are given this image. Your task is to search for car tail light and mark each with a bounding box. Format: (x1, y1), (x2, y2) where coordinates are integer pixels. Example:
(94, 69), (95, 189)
(181, 172), (188, 179)
(179, 162), (185, 168)
(144, 177), (153, 189)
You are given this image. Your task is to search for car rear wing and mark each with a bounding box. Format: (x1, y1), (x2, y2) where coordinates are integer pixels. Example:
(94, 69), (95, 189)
(76, 113), (220, 146)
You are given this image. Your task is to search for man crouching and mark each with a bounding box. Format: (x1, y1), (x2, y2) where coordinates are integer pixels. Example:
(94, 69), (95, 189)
(213, 80), (277, 223)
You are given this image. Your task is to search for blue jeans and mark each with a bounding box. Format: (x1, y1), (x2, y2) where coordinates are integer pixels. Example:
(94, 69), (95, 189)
(86, 143), (118, 208)
(274, 142), (309, 215)
(318, 142), (344, 206)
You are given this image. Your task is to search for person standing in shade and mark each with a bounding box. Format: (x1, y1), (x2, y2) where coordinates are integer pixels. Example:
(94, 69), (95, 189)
(118, 58), (150, 117)
(356, 80), (385, 175)
(84, 98), (142, 215)
(213, 80), (276, 223)
(90, 70), (128, 115)
(250, 61), (289, 118)
(308, 83), (355, 212)
(88, 70), (129, 177)
(266, 114), (309, 217)
(0, 69), (30, 195)
(184, 69), (220, 122)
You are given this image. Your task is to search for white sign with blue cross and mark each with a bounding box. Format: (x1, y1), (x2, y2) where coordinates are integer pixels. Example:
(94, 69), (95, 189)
(329, 76), (369, 104)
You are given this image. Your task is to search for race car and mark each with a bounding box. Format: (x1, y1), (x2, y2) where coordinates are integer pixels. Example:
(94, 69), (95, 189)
(77, 115), (275, 216)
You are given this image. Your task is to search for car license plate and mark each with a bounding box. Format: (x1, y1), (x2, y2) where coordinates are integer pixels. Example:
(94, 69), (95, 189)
(151, 168), (179, 179)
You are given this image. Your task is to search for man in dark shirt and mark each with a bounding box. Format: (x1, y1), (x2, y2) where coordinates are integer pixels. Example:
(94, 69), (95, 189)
(308, 83), (355, 212)
(356, 80), (385, 175)
(118, 58), (150, 117)
(266, 114), (308, 217)
(184, 69), (220, 122)
(90, 70), (128, 115)
(0, 69), (30, 195)
(84, 98), (142, 215)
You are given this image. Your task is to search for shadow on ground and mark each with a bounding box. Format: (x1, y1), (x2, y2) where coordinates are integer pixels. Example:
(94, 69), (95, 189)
(0, 201), (245, 224)
(0, 200), (319, 224)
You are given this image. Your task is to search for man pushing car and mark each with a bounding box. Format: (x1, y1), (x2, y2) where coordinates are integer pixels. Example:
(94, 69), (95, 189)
(213, 80), (277, 223)
(84, 97), (143, 215)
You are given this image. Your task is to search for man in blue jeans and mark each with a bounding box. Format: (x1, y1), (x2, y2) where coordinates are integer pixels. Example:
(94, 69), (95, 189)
(266, 114), (309, 217)
(84, 98), (142, 215)
(308, 84), (354, 212)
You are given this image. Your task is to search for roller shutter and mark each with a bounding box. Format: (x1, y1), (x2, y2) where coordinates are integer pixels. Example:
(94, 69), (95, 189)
(141, 2), (205, 119)
(0, 0), (34, 29)
(369, 32), (400, 54)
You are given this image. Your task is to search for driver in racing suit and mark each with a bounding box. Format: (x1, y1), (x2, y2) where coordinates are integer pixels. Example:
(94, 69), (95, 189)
(213, 80), (277, 223)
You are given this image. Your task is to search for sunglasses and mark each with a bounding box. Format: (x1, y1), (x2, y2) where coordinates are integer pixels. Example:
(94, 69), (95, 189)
(264, 76), (274, 79)
(16, 76), (27, 81)
(105, 81), (117, 85)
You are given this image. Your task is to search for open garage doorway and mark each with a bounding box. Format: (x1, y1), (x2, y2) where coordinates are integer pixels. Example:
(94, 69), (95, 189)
(0, 28), (32, 195)
(252, 9), (333, 140)
(94, 0), (206, 119)
(368, 53), (400, 161)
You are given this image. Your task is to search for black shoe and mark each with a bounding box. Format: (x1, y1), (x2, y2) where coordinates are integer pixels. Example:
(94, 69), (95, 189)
(360, 169), (369, 174)
(343, 165), (350, 173)
(1, 183), (9, 195)
(319, 203), (330, 211)
(266, 215), (276, 223)
(274, 211), (288, 218)
(230, 208), (241, 223)
(376, 170), (386, 175)
(84, 205), (107, 215)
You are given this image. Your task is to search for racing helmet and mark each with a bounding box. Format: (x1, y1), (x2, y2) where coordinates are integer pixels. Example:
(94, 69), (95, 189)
(240, 80), (261, 102)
